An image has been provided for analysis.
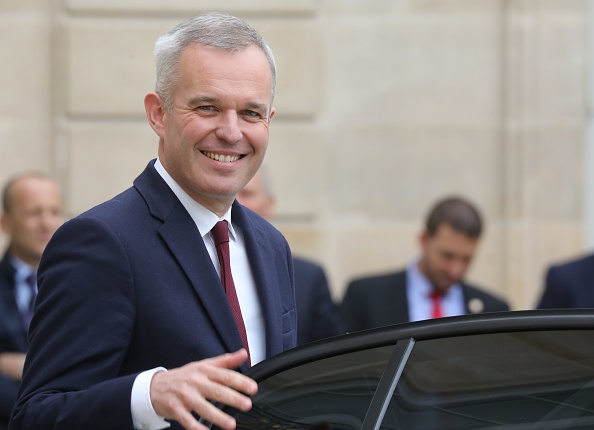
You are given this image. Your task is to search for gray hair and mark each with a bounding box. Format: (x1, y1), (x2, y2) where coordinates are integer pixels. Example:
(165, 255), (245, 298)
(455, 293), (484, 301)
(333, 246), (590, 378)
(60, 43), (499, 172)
(154, 12), (276, 112)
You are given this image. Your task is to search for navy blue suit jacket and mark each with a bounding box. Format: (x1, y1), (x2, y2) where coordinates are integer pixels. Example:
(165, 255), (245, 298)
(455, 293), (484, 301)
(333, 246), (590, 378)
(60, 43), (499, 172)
(340, 270), (509, 332)
(0, 253), (28, 429)
(10, 161), (296, 430)
(293, 257), (345, 345)
(537, 254), (594, 309)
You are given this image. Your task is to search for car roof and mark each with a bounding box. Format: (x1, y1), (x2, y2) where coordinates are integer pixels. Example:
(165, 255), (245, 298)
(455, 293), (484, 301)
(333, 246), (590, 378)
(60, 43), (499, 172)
(247, 309), (594, 382)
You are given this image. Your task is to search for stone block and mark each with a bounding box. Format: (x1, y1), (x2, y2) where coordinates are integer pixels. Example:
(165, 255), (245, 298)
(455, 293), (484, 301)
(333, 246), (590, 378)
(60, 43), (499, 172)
(0, 119), (54, 181)
(0, 17), (51, 117)
(265, 122), (321, 218)
(67, 121), (158, 215)
(66, 19), (159, 117)
(66, 0), (316, 15)
(327, 124), (502, 222)
(322, 3), (501, 127)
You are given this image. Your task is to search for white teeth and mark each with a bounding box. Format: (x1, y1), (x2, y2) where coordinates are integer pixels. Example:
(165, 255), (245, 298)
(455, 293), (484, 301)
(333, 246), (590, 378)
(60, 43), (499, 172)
(204, 151), (240, 163)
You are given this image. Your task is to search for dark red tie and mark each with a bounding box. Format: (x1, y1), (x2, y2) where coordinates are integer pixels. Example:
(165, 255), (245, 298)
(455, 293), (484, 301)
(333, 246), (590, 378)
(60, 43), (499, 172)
(211, 221), (250, 364)
(429, 290), (443, 319)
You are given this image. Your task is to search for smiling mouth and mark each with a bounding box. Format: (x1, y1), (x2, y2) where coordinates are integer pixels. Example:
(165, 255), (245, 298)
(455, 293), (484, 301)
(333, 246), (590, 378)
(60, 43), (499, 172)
(202, 151), (241, 163)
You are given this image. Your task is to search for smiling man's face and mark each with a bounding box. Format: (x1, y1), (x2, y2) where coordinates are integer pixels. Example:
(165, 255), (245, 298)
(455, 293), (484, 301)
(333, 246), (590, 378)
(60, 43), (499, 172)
(147, 43), (275, 216)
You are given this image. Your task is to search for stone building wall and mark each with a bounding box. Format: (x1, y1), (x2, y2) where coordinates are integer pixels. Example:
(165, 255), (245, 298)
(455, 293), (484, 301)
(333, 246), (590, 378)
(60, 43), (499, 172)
(0, 0), (590, 310)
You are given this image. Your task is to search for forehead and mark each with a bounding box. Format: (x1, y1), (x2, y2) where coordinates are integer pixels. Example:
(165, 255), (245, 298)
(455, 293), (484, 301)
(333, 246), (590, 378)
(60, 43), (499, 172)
(174, 44), (273, 103)
(431, 224), (478, 249)
(9, 177), (59, 204)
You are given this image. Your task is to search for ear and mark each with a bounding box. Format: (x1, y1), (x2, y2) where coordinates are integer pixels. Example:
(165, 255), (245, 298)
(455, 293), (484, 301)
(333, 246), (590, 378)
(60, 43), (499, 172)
(419, 230), (429, 248)
(0, 213), (11, 235)
(144, 92), (167, 139)
(268, 107), (276, 122)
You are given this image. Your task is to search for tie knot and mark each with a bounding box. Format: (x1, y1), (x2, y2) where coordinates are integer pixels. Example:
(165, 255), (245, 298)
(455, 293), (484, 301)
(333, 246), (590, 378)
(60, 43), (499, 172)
(211, 220), (230, 247)
(429, 290), (442, 302)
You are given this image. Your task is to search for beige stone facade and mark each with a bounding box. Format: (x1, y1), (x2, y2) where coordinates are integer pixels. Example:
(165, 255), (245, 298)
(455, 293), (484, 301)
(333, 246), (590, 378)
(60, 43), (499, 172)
(1, 0), (590, 310)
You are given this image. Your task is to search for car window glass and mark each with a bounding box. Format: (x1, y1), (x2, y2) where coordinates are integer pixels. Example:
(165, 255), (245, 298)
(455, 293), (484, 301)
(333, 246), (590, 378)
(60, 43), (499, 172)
(227, 345), (395, 430)
(382, 330), (594, 429)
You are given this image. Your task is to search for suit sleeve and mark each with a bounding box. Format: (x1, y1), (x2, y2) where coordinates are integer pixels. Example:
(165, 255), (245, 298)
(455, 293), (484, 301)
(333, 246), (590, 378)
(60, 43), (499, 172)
(10, 217), (139, 429)
(537, 266), (571, 309)
(309, 266), (346, 342)
(0, 375), (19, 423)
(339, 281), (367, 333)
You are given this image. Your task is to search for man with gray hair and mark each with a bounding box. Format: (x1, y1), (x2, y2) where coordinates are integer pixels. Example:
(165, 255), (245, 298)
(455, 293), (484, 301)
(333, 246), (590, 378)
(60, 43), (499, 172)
(11, 12), (295, 430)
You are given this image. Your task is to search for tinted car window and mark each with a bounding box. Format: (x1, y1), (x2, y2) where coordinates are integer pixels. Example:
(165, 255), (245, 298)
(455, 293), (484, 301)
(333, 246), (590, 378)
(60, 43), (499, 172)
(383, 330), (594, 429)
(229, 345), (395, 430)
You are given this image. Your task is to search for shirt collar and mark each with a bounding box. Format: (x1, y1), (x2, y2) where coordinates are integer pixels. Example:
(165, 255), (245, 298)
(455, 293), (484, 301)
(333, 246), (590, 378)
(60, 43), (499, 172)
(153, 158), (236, 241)
(9, 254), (36, 281)
(407, 259), (433, 297)
(407, 258), (461, 298)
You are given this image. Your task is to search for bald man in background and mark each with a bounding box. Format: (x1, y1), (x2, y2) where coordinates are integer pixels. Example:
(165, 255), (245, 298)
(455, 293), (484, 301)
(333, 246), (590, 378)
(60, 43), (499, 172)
(0, 173), (63, 429)
(237, 167), (345, 345)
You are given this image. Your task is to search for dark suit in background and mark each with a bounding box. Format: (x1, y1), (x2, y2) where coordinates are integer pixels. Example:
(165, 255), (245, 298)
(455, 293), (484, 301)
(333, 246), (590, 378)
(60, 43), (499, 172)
(537, 254), (594, 309)
(11, 162), (296, 429)
(0, 255), (27, 430)
(341, 270), (509, 332)
(293, 257), (345, 345)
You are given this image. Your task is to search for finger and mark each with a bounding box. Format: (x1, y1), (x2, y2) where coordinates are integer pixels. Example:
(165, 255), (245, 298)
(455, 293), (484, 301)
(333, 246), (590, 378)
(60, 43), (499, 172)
(175, 405), (227, 430)
(205, 370), (257, 398)
(200, 351), (257, 397)
(205, 349), (249, 370)
(154, 382), (238, 430)
(192, 396), (238, 430)
(198, 376), (253, 412)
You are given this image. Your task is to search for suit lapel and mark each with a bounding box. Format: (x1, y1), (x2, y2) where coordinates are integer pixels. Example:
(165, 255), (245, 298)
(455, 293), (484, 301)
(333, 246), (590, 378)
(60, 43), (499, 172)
(392, 271), (410, 324)
(0, 254), (29, 350)
(461, 283), (486, 315)
(134, 161), (245, 356)
(232, 202), (284, 358)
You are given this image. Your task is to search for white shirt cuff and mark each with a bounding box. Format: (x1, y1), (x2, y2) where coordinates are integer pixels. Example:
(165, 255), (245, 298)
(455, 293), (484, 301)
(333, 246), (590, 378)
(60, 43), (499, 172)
(131, 367), (171, 430)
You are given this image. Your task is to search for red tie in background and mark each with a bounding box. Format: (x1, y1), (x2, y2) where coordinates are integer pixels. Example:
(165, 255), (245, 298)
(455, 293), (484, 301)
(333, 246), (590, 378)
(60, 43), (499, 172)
(211, 221), (250, 364)
(429, 290), (443, 319)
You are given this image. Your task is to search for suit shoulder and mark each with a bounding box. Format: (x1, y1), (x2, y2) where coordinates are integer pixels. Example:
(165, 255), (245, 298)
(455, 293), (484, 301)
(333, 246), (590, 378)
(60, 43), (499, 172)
(293, 257), (323, 273)
(547, 253), (594, 277)
(463, 283), (509, 310)
(346, 270), (406, 291)
(78, 187), (142, 221)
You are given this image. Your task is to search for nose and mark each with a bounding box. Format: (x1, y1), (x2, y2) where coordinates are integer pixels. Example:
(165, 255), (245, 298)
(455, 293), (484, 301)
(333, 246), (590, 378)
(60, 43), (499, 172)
(446, 259), (467, 282)
(39, 211), (62, 232)
(215, 111), (242, 144)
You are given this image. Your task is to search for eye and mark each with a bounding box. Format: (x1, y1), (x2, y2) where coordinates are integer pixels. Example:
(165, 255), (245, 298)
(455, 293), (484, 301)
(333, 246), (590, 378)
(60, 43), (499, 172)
(196, 105), (217, 113)
(241, 110), (263, 119)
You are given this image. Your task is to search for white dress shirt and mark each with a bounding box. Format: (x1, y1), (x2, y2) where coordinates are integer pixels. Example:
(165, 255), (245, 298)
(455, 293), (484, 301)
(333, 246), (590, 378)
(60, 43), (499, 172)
(131, 159), (265, 430)
(406, 259), (465, 322)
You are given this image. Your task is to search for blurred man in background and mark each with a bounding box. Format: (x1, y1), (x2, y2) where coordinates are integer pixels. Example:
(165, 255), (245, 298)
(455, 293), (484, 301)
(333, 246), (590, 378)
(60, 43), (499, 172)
(0, 172), (63, 429)
(340, 196), (508, 332)
(237, 167), (345, 345)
